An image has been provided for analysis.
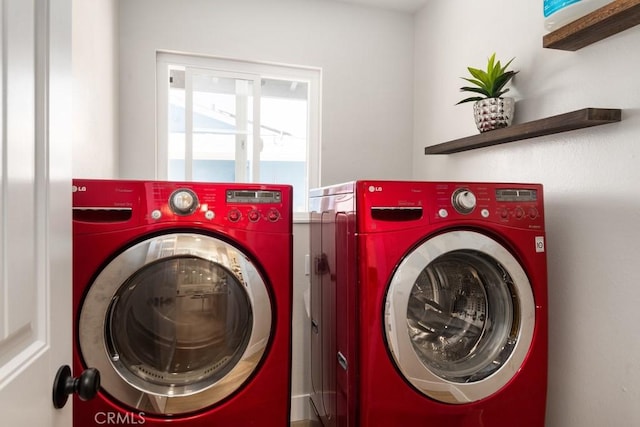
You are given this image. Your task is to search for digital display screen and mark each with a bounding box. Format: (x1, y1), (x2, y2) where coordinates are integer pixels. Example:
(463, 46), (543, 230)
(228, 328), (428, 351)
(495, 189), (538, 202)
(226, 190), (281, 204)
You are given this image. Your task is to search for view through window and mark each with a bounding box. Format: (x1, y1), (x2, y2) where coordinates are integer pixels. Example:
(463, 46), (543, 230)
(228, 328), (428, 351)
(157, 53), (321, 215)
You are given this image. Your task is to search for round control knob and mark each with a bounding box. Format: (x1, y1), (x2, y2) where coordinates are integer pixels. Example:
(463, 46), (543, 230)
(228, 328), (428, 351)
(248, 209), (261, 222)
(514, 207), (525, 219)
(451, 188), (477, 214)
(228, 209), (242, 222)
(169, 189), (198, 216)
(267, 208), (280, 222)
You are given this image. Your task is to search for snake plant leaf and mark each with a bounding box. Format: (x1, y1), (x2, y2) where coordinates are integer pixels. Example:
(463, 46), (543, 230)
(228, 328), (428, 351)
(461, 77), (486, 88)
(456, 53), (517, 105)
(491, 70), (518, 96)
(467, 67), (490, 88)
(455, 96), (485, 105)
(500, 57), (515, 74)
(459, 86), (490, 97)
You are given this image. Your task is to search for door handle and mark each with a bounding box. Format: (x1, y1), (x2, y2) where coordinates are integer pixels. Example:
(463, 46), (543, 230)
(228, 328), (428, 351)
(337, 352), (348, 371)
(52, 365), (100, 409)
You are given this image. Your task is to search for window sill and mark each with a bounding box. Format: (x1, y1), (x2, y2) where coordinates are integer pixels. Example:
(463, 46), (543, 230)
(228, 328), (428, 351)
(293, 212), (310, 224)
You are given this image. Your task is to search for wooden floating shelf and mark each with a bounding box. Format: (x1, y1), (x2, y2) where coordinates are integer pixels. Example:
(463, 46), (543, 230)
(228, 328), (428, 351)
(424, 108), (621, 155)
(543, 0), (640, 51)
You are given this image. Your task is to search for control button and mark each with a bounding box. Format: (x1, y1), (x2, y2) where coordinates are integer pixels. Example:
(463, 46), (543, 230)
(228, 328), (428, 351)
(267, 208), (280, 222)
(151, 210), (162, 220)
(205, 210), (215, 220)
(228, 209), (242, 222)
(438, 208), (449, 218)
(248, 209), (261, 222)
(451, 188), (477, 214)
(499, 208), (509, 219)
(514, 207), (525, 219)
(481, 209), (490, 218)
(528, 207), (539, 219)
(169, 189), (198, 215)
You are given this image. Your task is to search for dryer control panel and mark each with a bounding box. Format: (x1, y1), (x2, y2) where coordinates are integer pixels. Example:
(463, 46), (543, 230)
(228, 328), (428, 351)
(351, 180), (544, 233)
(72, 179), (293, 234)
(431, 183), (543, 230)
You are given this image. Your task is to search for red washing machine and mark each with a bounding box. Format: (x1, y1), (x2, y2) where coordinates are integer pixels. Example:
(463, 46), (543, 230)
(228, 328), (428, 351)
(309, 181), (547, 427)
(72, 179), (292, 426)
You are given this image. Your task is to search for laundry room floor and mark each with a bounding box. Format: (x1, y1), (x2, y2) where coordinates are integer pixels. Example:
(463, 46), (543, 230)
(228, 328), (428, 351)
(291, 421), (321, 427)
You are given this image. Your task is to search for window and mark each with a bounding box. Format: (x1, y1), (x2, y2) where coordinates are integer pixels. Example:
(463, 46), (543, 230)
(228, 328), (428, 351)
(156, 53), (321, 217)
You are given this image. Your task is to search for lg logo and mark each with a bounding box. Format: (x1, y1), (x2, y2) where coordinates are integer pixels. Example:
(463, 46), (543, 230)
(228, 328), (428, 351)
(72, 185), (86, 193)
(368, 185), (383, 193)
(94, 411), (146, 424)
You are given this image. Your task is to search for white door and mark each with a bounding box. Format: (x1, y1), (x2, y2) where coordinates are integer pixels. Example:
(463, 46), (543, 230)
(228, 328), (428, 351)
(0, 0), (73, 426)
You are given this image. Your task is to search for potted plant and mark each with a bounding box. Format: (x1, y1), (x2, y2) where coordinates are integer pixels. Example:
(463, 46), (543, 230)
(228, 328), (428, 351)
(456, 53), (518, 133)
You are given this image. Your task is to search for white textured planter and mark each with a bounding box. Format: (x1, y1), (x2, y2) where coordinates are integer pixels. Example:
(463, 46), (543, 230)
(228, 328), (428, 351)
(473, 97), (515, 133)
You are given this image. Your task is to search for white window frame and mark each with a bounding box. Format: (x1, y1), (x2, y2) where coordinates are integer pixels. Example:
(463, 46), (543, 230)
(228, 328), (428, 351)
(156, 52), (321, 221)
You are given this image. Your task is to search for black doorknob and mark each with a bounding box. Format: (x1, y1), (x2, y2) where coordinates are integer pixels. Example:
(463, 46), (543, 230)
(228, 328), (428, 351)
(52, 365), (100, 409)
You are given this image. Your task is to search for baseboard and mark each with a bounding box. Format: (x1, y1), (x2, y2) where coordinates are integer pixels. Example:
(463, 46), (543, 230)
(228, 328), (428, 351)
(290, 394), (310, 422)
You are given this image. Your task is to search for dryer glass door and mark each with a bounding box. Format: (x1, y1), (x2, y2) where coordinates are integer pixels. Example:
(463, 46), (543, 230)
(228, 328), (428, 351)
(384, 230), (535, 404)
(78, 233), (272, 415)
(107, 255), (251, 392)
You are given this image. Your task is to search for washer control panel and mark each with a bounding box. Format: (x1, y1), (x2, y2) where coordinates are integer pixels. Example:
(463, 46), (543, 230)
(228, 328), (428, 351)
(71, 180), (291, 233)
(346, 181), (544, 234)
(158, 187), (285, 225)
(433, 183), (543, 229)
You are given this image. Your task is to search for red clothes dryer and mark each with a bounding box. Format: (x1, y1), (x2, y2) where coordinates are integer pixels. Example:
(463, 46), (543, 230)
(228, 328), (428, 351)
(72, 179), (292, 426)
(309, 181), (547, 427)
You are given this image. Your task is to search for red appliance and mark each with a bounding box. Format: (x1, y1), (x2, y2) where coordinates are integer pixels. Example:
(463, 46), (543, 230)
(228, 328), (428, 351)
(309, 181), (547, 426)
(72, 179), (292, 426)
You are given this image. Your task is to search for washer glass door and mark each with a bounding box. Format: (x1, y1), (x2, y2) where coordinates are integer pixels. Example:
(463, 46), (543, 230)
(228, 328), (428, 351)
(384, 230), (535, 404)
(79, 233), (272, 415)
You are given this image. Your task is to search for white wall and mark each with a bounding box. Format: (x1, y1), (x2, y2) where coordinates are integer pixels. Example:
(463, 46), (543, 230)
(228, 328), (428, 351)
(414, 1), (640, 426)
(117, 0), (414, 184)
(72, 0), (119, 178)
(117, 0), (414, 421)
(291, 223), (311, 420)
